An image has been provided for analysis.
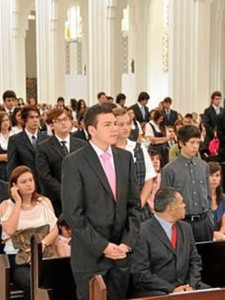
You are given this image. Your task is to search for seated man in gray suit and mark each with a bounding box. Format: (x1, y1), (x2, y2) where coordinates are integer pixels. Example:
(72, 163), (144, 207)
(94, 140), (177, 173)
(131, 187), (209, 297)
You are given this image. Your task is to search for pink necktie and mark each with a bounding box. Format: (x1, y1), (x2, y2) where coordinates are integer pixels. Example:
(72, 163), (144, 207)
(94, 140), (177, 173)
(101, 152), (116, 200)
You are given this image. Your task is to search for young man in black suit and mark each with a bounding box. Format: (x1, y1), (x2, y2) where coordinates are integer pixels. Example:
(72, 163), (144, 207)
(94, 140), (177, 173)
(203, 90), (224, 147)
(162, 97), (178, 126)
(61, 104), (141, 300)
(36, 108), (85, 217)
(131, 187), (209, 297)
(129, 91), (150, 125)
(7, 106), (48, 191)
(2, 90), (17, 125)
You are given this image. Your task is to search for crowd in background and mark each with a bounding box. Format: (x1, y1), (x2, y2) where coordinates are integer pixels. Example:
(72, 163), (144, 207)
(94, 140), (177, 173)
(0, 88), (225, 299)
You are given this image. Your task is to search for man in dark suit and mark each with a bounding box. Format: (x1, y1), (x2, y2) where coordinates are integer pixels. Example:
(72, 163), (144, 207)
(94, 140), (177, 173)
(72, 109), (89, 141)
(0, 179), (8, 202)
(203, 90), (224, 147)
(2, 90), (17, 126)
(162, 97), (178, 126)
(131, 187), (208, 297)
(129, 91), (150, 125)
(7, 106), (48, 191)
(217, 109), (225, 163)
(61, 104), (141, 300)
(36, 108), (85, 217)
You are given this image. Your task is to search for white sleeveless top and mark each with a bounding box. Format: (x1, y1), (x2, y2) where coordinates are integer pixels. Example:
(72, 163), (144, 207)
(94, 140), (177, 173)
(0, 197), (57, 254)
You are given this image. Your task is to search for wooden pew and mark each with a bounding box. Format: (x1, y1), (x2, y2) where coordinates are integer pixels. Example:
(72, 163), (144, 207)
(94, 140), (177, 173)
(195, 240), (225, 287)
(30, 235), (77, 300)
(0, 254), (10, 300)
(89, 275), (225, 300)
(89, 275), (107, 300)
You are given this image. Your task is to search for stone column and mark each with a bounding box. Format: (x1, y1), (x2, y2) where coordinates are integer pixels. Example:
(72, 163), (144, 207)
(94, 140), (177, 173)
(0, 0), (28, 99)
(87, 0), (107, 105)
(35, 0), (66, 104)
(169, 0), (213, 114)
(210, 0), (225, 96)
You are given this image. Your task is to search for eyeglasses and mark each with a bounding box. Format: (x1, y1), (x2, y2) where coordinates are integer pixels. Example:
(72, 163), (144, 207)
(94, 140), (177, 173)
(53, 117), (70, 124)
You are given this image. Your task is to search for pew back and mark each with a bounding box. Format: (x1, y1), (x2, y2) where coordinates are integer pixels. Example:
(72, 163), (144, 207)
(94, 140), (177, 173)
(196, 240), (225, 287)
(31, 236), (77, 300)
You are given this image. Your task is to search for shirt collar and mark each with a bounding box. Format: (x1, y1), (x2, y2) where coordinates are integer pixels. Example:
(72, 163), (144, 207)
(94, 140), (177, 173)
(89, 140), (113, 158)
(55, 134), (70, 144)
(178, 153), (197, 165)
(25, 128), (38, 139)
(155, 214), (173, 235)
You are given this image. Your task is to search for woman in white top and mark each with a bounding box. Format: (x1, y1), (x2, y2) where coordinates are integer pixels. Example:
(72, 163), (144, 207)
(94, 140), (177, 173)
(0, 112), (14, 181)
(145, 110), (170, 167)
(0, 165), (58, 300)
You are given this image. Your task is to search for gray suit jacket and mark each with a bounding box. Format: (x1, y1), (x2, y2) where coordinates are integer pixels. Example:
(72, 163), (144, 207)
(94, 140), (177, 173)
(131, 216), (203, 295)
(61, 142), (141, 272)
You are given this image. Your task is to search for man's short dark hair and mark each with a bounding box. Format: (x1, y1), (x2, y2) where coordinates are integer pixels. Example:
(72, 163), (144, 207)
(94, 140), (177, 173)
(137, 91), (150, 103)
(97, 92), (106, 99)
(154, 187), (180, 213)
(211, 91), (222, 101)
(116, 93), (126, 104)
(184, 113), (193, 119)
(57, 97), (65, 103)
(163, 97), (172, 104)
(84, 104), (113, 135)
(177, 125), (201, 145)
(3, 90), (17, 101)
(21, 106), (40, 123)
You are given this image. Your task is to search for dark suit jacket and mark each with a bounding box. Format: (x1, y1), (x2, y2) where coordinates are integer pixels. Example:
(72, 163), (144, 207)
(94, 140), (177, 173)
(163, 109), (178, 126)
(61, 142), (141, 272)
(36, 135), (85, 217)
(0, 179), (8, 202)
(203, 105), (224, 145)
(131, 216), (203, 295)
(7, 130), (48, 190)
(129, 103), (149, 124)
(217, 111), (225, 161)
(72, 129), (88, 141)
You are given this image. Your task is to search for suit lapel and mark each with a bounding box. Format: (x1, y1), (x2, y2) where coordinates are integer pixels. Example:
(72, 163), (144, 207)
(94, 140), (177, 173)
(152, 216), (176, 254)
(83, 143), (115, 201)
(112, 147), (122, 202)
(49, 135), (65, 159)
(21, 131), (36, 156)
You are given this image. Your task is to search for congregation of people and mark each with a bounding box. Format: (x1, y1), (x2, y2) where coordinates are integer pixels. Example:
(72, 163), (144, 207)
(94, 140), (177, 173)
(0, 88), (225, 300)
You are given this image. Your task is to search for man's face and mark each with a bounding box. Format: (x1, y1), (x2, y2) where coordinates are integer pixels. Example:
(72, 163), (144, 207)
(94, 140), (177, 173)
(180, 137), (200, 158)
(57, 100), (65, 108)
(4, 97), (16, 110)
(89, 113), (118, 150)
(51, 112), (72, 136)
(163, 102), (171, 110)
(25, 111), (40, 132)
(167, 128), (175, 140)
(182, 117), (192, 125)
(150, 154), (161, 172)
(98, 95), (107, 104)
(116, 113), (131, 139)
(212, 96), (221, 107)
(171, 192), (186, 220)
(140, 99), (148, 106)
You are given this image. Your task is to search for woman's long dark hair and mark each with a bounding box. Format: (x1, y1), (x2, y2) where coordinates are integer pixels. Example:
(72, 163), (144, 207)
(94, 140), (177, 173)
(208, 162), (223, 206)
